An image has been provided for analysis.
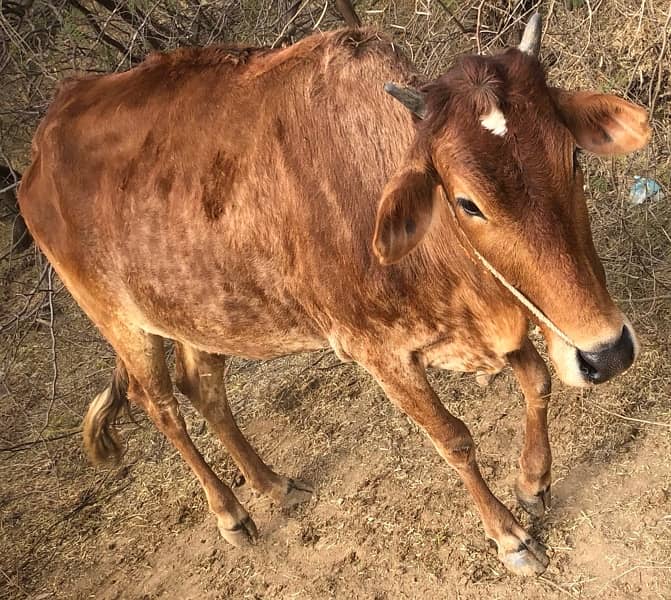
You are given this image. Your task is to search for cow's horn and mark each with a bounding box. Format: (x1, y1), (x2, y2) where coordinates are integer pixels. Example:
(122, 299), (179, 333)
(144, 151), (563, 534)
(518, 13), (542, 57)
(384, 83), (427, 119)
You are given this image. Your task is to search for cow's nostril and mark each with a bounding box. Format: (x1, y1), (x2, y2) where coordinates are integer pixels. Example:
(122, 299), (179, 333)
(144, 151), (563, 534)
(576, 326), (635, 384)
(577, 351), (599, 382)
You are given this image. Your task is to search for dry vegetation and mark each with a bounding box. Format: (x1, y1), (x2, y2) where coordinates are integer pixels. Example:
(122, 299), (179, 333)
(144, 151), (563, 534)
(1, 1), (670, 599)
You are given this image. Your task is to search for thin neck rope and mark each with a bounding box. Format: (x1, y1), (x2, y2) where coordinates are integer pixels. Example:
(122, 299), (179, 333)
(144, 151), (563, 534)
(445, 199), (576, 348)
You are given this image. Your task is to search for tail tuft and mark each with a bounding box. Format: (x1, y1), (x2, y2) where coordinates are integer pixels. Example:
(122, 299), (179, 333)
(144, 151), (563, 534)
(83, 361), (129, 464)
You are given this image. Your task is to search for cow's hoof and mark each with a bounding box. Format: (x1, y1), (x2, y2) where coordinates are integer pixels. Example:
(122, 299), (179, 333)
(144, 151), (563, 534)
(515, 480), (551, 518)
(499, 536), (549, 576)
(490, 522), (549, 577)
(280, 478), (314, 507)
(218, 515), (258, 548)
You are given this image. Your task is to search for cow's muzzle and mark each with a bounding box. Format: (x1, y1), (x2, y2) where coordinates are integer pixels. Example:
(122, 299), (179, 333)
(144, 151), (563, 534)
(576, 325), (635, 384)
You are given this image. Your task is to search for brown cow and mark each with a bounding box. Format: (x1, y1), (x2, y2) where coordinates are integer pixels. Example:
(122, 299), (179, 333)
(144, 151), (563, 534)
(18, 15), (650, 576)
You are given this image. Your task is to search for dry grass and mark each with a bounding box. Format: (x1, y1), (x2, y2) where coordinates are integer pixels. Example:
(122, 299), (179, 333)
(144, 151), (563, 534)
(1, 1), (670, 599)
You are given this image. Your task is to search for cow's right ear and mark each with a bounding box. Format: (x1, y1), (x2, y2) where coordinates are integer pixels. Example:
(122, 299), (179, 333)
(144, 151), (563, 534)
(552, 89), (651, 155)
(373, 146), (437, 265)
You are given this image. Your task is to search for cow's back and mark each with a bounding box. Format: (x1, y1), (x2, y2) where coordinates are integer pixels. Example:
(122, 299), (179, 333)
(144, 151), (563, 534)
(19, 29), (423, 357)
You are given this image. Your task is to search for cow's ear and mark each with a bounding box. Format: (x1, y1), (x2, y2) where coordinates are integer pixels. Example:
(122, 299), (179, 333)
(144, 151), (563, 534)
(552, 89), (650, 155)
(373, 144), (437, 265)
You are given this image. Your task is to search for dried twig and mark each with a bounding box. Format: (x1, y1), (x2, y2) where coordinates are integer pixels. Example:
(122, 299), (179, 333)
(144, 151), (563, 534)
(585, 399), (671, 429)
(19, 477), (133, 571)
(475, 0), (484, 54)
(649, 2), (671, 115)
(0, 181), (19, 194)
(67, 0), (139, 61)
(0, 429), (83, 452)
(312, 1), (329, 30)
(539, 575), (578, 598)
(0, 262), (50, 333)
(272, 0), (310, 47)
(434, 0), (470, 35)
(39, 265), (58, 434)
(594, 565), (671, 596)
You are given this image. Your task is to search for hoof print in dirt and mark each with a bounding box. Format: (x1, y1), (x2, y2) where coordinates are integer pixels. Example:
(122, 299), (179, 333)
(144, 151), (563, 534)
(281, 478), (315, 508)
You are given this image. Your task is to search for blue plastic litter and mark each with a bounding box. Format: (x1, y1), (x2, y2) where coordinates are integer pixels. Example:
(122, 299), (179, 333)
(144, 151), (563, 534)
(629, 176), (664, 204)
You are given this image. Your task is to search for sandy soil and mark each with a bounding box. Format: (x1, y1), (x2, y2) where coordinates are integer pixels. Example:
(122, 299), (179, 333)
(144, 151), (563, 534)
(1, 269), (670, 599)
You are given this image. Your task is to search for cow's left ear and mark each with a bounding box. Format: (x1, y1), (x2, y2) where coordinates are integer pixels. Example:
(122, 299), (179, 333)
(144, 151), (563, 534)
(552, 89), (651, 155)
(373, 144), (437, 265)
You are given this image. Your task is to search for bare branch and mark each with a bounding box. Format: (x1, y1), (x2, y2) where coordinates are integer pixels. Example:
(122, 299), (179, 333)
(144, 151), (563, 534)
(66, 0), (140, 62)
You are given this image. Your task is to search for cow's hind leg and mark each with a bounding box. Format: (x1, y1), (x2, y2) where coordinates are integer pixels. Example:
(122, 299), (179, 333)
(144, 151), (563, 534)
(110, 329), (257, 547)
(175, 343), (313, 506)
(508, 337), (552, 518)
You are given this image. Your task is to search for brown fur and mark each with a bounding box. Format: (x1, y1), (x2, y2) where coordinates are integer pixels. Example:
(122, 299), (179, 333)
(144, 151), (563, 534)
(18, 26), (650, 575)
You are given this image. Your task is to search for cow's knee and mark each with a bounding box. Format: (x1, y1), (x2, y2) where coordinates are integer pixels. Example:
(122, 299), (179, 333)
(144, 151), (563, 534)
(433, 421), (476, 470)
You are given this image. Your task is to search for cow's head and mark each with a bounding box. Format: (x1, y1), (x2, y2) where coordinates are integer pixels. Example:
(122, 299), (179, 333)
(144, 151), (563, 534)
(373, 14), (650, 387)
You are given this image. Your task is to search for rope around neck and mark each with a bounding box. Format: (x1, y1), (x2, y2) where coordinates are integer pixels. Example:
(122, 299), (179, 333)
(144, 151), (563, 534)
(470, 246), (576, 347)
(445, 202), (576, 348)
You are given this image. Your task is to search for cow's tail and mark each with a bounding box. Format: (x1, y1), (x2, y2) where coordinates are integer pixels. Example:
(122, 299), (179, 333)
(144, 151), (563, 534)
(83, 357), (130, 464)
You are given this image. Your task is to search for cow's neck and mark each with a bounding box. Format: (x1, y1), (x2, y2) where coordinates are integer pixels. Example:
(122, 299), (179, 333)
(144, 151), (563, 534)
(383, 197), (496, 311)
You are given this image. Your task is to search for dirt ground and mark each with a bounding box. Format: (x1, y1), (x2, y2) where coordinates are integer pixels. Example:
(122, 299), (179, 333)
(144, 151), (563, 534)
(1, 2), (670, 599)
(1, 285), (671, 600)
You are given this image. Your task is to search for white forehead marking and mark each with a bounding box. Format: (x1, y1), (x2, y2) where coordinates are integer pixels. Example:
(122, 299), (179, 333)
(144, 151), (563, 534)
(480, 108), (507, 136)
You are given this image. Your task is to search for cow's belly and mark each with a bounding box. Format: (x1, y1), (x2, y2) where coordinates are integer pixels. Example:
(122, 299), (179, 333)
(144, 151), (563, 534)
(126, 295), (329, 360)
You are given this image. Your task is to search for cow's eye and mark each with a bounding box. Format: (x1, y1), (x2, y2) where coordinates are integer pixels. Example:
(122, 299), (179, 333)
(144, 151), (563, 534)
(457, 197), (484, 218)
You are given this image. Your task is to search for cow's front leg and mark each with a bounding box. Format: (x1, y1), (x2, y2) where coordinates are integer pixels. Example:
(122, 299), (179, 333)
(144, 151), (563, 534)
(507, 337), (552, 518)
(364, 354), (549, 577)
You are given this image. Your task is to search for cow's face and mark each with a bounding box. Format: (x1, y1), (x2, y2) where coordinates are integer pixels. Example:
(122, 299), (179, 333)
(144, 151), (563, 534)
(373, 16), (650, 387)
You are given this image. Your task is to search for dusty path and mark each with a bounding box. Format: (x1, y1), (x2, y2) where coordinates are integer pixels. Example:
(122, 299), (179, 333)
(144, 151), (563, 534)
(2, 322), (670, 599)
